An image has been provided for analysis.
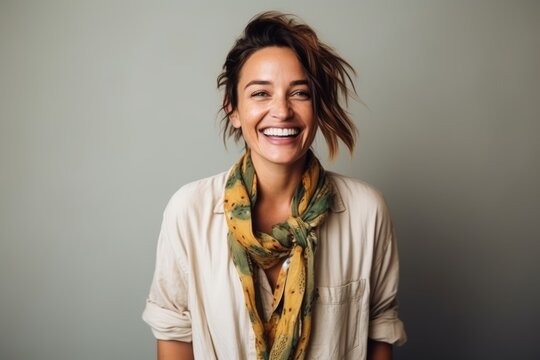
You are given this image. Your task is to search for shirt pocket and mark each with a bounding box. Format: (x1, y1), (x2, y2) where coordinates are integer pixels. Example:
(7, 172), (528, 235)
(307, 279), (367, 359)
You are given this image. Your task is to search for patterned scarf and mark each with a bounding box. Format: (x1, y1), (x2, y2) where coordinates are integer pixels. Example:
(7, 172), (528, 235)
(224, 150), (333, 360)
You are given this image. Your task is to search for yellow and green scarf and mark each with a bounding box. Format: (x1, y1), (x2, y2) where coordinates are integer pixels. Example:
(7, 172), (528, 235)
(224, 150), (333, 360)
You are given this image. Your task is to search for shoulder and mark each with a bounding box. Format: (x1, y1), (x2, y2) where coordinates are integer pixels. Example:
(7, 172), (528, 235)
(326, 172), (395, 248)
(163, 171), (228, 218)
(327, 172), (388, 210)
(326, 172), (393, 226)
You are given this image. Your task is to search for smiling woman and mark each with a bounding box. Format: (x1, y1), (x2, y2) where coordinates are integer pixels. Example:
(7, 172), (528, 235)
(230, 47), (317, 172)
(142, 11), (406, 360)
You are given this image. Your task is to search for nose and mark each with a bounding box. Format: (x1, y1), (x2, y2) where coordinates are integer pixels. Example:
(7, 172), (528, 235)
(270, 96), (293, 120)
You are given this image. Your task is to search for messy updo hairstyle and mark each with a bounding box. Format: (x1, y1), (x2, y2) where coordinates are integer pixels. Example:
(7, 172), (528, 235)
(217, 11), (357, 158)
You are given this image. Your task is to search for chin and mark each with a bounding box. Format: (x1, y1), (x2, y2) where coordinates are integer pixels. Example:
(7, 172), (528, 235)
(267, 152), (309, 167)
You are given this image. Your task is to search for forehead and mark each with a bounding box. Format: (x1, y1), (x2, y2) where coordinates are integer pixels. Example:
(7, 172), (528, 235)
(238, 46), (306, 84)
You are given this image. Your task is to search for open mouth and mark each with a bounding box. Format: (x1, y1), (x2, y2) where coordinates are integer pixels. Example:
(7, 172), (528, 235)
(262, 127), (300, 137)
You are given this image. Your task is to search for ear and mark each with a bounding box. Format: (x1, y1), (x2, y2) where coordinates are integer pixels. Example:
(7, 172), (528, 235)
(228, 103), (241, 129)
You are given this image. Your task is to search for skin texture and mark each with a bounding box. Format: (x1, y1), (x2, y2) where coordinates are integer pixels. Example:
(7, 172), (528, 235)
(367, 340), (393, 360)
(155, 46), (393, 359)
(157, 340), (193, 360)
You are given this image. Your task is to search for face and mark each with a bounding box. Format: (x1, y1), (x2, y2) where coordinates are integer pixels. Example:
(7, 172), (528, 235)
(230, 46), (317, 171)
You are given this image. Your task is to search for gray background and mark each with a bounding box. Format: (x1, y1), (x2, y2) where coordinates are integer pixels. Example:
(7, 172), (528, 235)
(1, 1), (539, 359)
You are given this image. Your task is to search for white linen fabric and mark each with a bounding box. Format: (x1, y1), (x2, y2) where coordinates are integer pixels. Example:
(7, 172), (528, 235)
(142, 170), (407, 359)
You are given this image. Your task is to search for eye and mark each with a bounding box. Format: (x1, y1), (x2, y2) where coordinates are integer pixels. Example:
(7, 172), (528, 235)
(291, 90), (311, 99)
(251, 90), (269, 98)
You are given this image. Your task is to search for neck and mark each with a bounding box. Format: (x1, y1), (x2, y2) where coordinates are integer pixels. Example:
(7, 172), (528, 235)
(251, 155), (307, 205)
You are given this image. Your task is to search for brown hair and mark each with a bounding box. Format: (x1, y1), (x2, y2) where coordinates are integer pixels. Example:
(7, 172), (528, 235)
(217, 11), (357, 158)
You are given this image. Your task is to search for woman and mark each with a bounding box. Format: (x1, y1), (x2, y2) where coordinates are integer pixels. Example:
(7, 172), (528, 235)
(143, 11), (406, 359)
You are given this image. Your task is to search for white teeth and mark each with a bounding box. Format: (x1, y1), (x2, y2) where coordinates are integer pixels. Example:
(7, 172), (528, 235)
(263, 128), (300, 137)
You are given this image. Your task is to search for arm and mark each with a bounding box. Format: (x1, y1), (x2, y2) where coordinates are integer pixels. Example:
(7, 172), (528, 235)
(368, 195), (407, 347)
(367, 339), (392, 360)
(157, 340), (194, 360)
(142, 194), (194, 355)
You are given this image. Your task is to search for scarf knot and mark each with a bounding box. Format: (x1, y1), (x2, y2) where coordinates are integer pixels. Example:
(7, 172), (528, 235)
(286, 217), (312, 248)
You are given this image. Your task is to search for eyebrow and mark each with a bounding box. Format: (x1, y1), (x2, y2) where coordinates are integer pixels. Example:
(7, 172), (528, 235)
(243, 79), (309, 89)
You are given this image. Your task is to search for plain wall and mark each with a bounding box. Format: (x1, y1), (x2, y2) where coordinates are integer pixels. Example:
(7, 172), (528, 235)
(1, 1), (539, 359)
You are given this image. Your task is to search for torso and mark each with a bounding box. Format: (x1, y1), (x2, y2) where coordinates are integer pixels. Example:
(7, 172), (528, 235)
(143, 171), (406, 359)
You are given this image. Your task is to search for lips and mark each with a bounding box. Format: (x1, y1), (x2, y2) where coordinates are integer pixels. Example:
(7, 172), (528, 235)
(261, 127), (300, 137)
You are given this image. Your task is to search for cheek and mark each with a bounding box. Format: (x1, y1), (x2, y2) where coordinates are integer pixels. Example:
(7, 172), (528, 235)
(303, 108), (316, 127)
(298, 101), (314, 118)
(242, 108), (264, 127)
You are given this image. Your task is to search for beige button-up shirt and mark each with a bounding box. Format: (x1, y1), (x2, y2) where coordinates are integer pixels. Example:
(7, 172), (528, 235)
(142, 171), (406, 359)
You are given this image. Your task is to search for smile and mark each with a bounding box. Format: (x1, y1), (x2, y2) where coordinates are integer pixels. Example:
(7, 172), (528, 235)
(262, 128), (300, 137)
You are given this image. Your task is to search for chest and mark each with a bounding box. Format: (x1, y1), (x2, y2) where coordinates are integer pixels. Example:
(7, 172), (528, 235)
(185, 211), (376, 359)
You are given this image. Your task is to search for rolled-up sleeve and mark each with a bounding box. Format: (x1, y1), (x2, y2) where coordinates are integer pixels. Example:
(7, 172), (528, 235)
(142, 202), (192, 342)
(368, 199), (407, 346)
